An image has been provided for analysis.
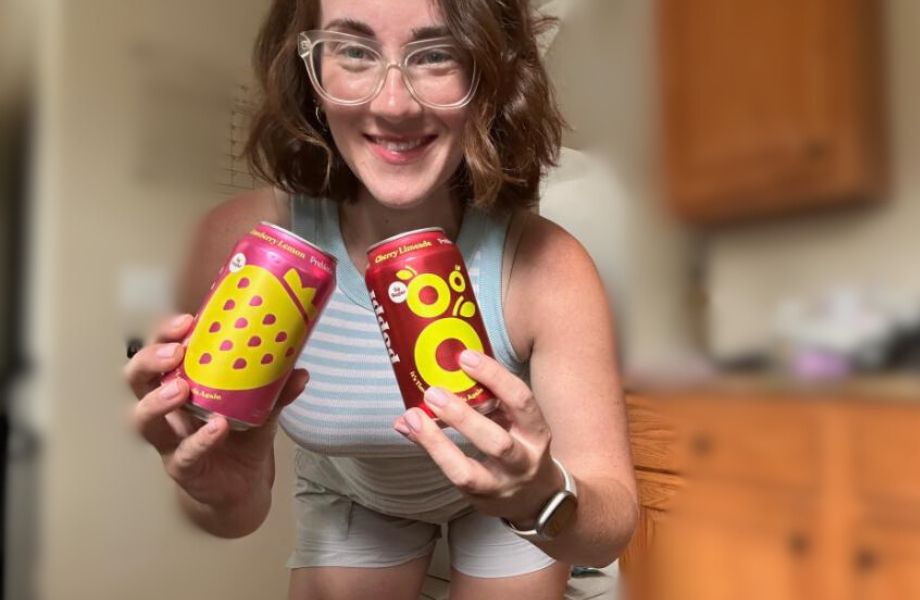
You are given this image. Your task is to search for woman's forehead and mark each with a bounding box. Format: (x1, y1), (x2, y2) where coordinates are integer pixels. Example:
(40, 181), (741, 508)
(318, 0), (446, 44)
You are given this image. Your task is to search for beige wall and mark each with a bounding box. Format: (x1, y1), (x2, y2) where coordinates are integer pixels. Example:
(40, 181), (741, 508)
(28, 1), (298, 598)
(705, 0), (920, 358)
(539, 0), (697, 370)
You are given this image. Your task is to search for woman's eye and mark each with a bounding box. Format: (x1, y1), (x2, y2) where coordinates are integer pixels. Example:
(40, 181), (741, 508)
(337, 45), (372, 60)
(414, 49), (458, 66)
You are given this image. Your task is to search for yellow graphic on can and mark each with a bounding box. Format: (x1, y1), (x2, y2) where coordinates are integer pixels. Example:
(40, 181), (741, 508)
(185, 265), (316, 390)
(404, 265), (483, 394)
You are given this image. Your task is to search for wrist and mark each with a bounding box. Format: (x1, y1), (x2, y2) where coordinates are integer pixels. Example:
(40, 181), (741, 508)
(505, 457), (567, 529)
(502, 457), (579, 541)
(177, 485), (271, 538)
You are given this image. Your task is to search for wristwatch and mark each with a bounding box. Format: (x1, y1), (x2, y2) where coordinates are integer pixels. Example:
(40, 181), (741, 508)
(501, 457), (579, 541)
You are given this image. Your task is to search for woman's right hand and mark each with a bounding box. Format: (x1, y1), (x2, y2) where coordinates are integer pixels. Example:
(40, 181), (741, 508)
(124, 313), (308, 513)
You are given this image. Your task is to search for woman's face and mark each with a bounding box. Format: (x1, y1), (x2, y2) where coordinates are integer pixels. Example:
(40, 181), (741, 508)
(316, 0), (471, 210)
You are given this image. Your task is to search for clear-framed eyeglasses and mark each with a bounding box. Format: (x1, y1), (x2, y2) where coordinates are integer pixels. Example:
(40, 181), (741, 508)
(298, 30), (479, 110)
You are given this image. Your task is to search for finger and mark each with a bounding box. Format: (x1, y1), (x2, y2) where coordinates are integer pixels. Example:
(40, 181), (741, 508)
(149, 313), (195, 345)
(123, 341), (187, 398)
(459, 350), (549, 441)
(165, 415), (230, 484)
(396, 408), (497, 496)
(132, 377), (190, 452)
(276, 368), (309, 411)
(256, 368), (309, 430)
(422, 387), (528, 473)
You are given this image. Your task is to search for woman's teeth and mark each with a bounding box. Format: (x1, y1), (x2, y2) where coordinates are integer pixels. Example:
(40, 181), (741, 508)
(371, 137), (428, 151)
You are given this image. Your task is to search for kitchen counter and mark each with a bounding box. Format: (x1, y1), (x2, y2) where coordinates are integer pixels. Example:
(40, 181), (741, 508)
(624, 372), (920, 402)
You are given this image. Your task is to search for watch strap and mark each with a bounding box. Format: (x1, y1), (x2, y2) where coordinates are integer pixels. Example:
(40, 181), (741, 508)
(501, 457), (577, 540)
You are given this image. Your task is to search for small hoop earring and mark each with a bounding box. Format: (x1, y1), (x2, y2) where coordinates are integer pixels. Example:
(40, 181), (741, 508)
(315, 105), (328, 131)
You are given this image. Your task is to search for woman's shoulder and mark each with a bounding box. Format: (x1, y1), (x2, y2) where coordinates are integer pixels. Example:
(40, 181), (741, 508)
(504, 212), (608, 360)
(175, 187), (291, 311)
(511, 212), (600, 293)
(203, 186), (291, 232)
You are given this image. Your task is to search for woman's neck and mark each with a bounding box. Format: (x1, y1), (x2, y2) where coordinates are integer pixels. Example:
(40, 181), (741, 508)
(338, 188), (465, 272)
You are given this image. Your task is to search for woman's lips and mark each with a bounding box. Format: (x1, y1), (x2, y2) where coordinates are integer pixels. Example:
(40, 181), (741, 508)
(365, 134), (437, 165)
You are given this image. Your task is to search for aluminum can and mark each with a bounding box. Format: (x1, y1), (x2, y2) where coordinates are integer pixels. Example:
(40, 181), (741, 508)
(165, 222), (336, 429)
(365, 227), (498, 423)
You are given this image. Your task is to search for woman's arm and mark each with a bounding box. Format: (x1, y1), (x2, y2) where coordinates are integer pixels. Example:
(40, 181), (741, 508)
(503, 214), (638, 566)
(165, 186), (295, 538)
(393, 213), (638, 567)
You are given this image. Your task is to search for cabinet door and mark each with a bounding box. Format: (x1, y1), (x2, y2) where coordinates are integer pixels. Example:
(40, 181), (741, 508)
(642, 483), (818, 600)
(851, 523), (920, 600)
(622, 474), (818, 600)
(620, 471), (683, 599)
(658, 0), (887, 224)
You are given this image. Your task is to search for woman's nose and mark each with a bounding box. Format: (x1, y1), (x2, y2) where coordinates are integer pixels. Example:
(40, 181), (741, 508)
(369, 65), (423, 119)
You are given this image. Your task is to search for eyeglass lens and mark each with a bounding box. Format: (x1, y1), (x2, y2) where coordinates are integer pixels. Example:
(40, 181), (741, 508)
(309, 40), (474, 107)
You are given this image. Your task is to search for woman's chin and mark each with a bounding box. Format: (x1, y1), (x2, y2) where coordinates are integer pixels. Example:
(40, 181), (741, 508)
(363, 185), (439, 211)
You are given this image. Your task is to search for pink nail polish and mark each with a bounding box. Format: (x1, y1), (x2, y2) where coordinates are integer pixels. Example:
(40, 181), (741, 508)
(459, 350), (481, 367)
(394, 419), (412, 436)
(404, 410), (422, 432)
(156, 343), (178, 358)
(159, 380), (180, 400)
(425, 387), (449, 407)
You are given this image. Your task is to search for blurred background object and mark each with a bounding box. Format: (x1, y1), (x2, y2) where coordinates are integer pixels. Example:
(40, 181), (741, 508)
(1, 0), (38, 598)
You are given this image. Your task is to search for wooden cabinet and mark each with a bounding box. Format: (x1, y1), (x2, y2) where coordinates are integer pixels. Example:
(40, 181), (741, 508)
(621, 387), (920, 600)
(851, 523), (920, 600)
(657, 0), (888, 224)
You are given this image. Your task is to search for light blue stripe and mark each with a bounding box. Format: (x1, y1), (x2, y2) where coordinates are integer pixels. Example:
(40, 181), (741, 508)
(298, 361), (394, 380)
(287, 404), (402, 419)
(296, 387), (403, 402)
(305, 337), (388, 354)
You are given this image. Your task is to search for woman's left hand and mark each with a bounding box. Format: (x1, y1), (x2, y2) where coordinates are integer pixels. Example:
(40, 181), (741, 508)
(393, 349), (564, 527)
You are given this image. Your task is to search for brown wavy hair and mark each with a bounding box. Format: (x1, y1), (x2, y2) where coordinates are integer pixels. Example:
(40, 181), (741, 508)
(244, 0), (565, 212)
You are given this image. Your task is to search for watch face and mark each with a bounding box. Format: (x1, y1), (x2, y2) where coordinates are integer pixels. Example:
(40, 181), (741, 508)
(543, 495), (578, 539)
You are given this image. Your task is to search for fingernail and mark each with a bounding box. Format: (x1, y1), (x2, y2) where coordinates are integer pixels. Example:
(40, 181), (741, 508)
(404, 410), (422, 432)
(206, 416), (220, 434)
(394, 418), (412, 436)
(172, 314), (191, 328)
(459, 350), (481, 367)
(425, 387), (449, 408)
(160, 380), (181, 400)
(156, 343), (178, 358)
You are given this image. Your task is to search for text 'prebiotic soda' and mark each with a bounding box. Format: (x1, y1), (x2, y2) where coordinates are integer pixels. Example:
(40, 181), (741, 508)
(364, 227), (497, 424)
(165, 222), (335, 429)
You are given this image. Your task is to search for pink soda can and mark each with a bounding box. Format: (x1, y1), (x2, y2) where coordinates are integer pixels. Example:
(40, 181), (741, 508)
(164, 222), (336, 430)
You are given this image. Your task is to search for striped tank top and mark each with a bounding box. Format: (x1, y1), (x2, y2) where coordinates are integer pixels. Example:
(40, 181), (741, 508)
(279, 196), (526, 524)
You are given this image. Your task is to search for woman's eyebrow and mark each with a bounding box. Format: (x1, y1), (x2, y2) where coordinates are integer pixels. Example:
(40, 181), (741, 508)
(322, 19), (449, 42)
(324, 18), (375, 36)
(410, 25), (450, 41)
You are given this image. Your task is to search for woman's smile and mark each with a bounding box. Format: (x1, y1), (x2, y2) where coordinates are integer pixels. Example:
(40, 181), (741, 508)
(364, 133), (439, 165)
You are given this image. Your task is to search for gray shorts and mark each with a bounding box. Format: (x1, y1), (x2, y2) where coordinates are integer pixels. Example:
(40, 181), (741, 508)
(287, 477), (559, 579)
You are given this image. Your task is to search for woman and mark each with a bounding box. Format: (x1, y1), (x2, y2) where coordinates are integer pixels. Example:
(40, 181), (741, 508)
(124, 0), (637, 598)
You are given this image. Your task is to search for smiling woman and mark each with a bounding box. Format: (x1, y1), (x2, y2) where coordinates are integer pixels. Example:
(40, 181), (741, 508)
(124, 1), (637, 599)
(244, 0), (564, 212)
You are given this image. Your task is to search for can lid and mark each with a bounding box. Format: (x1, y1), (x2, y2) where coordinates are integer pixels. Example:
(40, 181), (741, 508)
(365, 227), (447, 255)
(259, 221), (337, 264)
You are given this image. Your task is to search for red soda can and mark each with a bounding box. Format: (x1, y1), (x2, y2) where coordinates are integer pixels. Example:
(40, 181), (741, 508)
(165, 222), (336, 430)
(364, 227), (498, 423)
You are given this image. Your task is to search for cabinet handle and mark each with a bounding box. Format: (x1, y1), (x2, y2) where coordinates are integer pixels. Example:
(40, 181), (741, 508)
(689, 433), (713, 457)
(803, 140), (830, 160)
(855, 548), (878, 572)
(788, 533), (810, 556)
